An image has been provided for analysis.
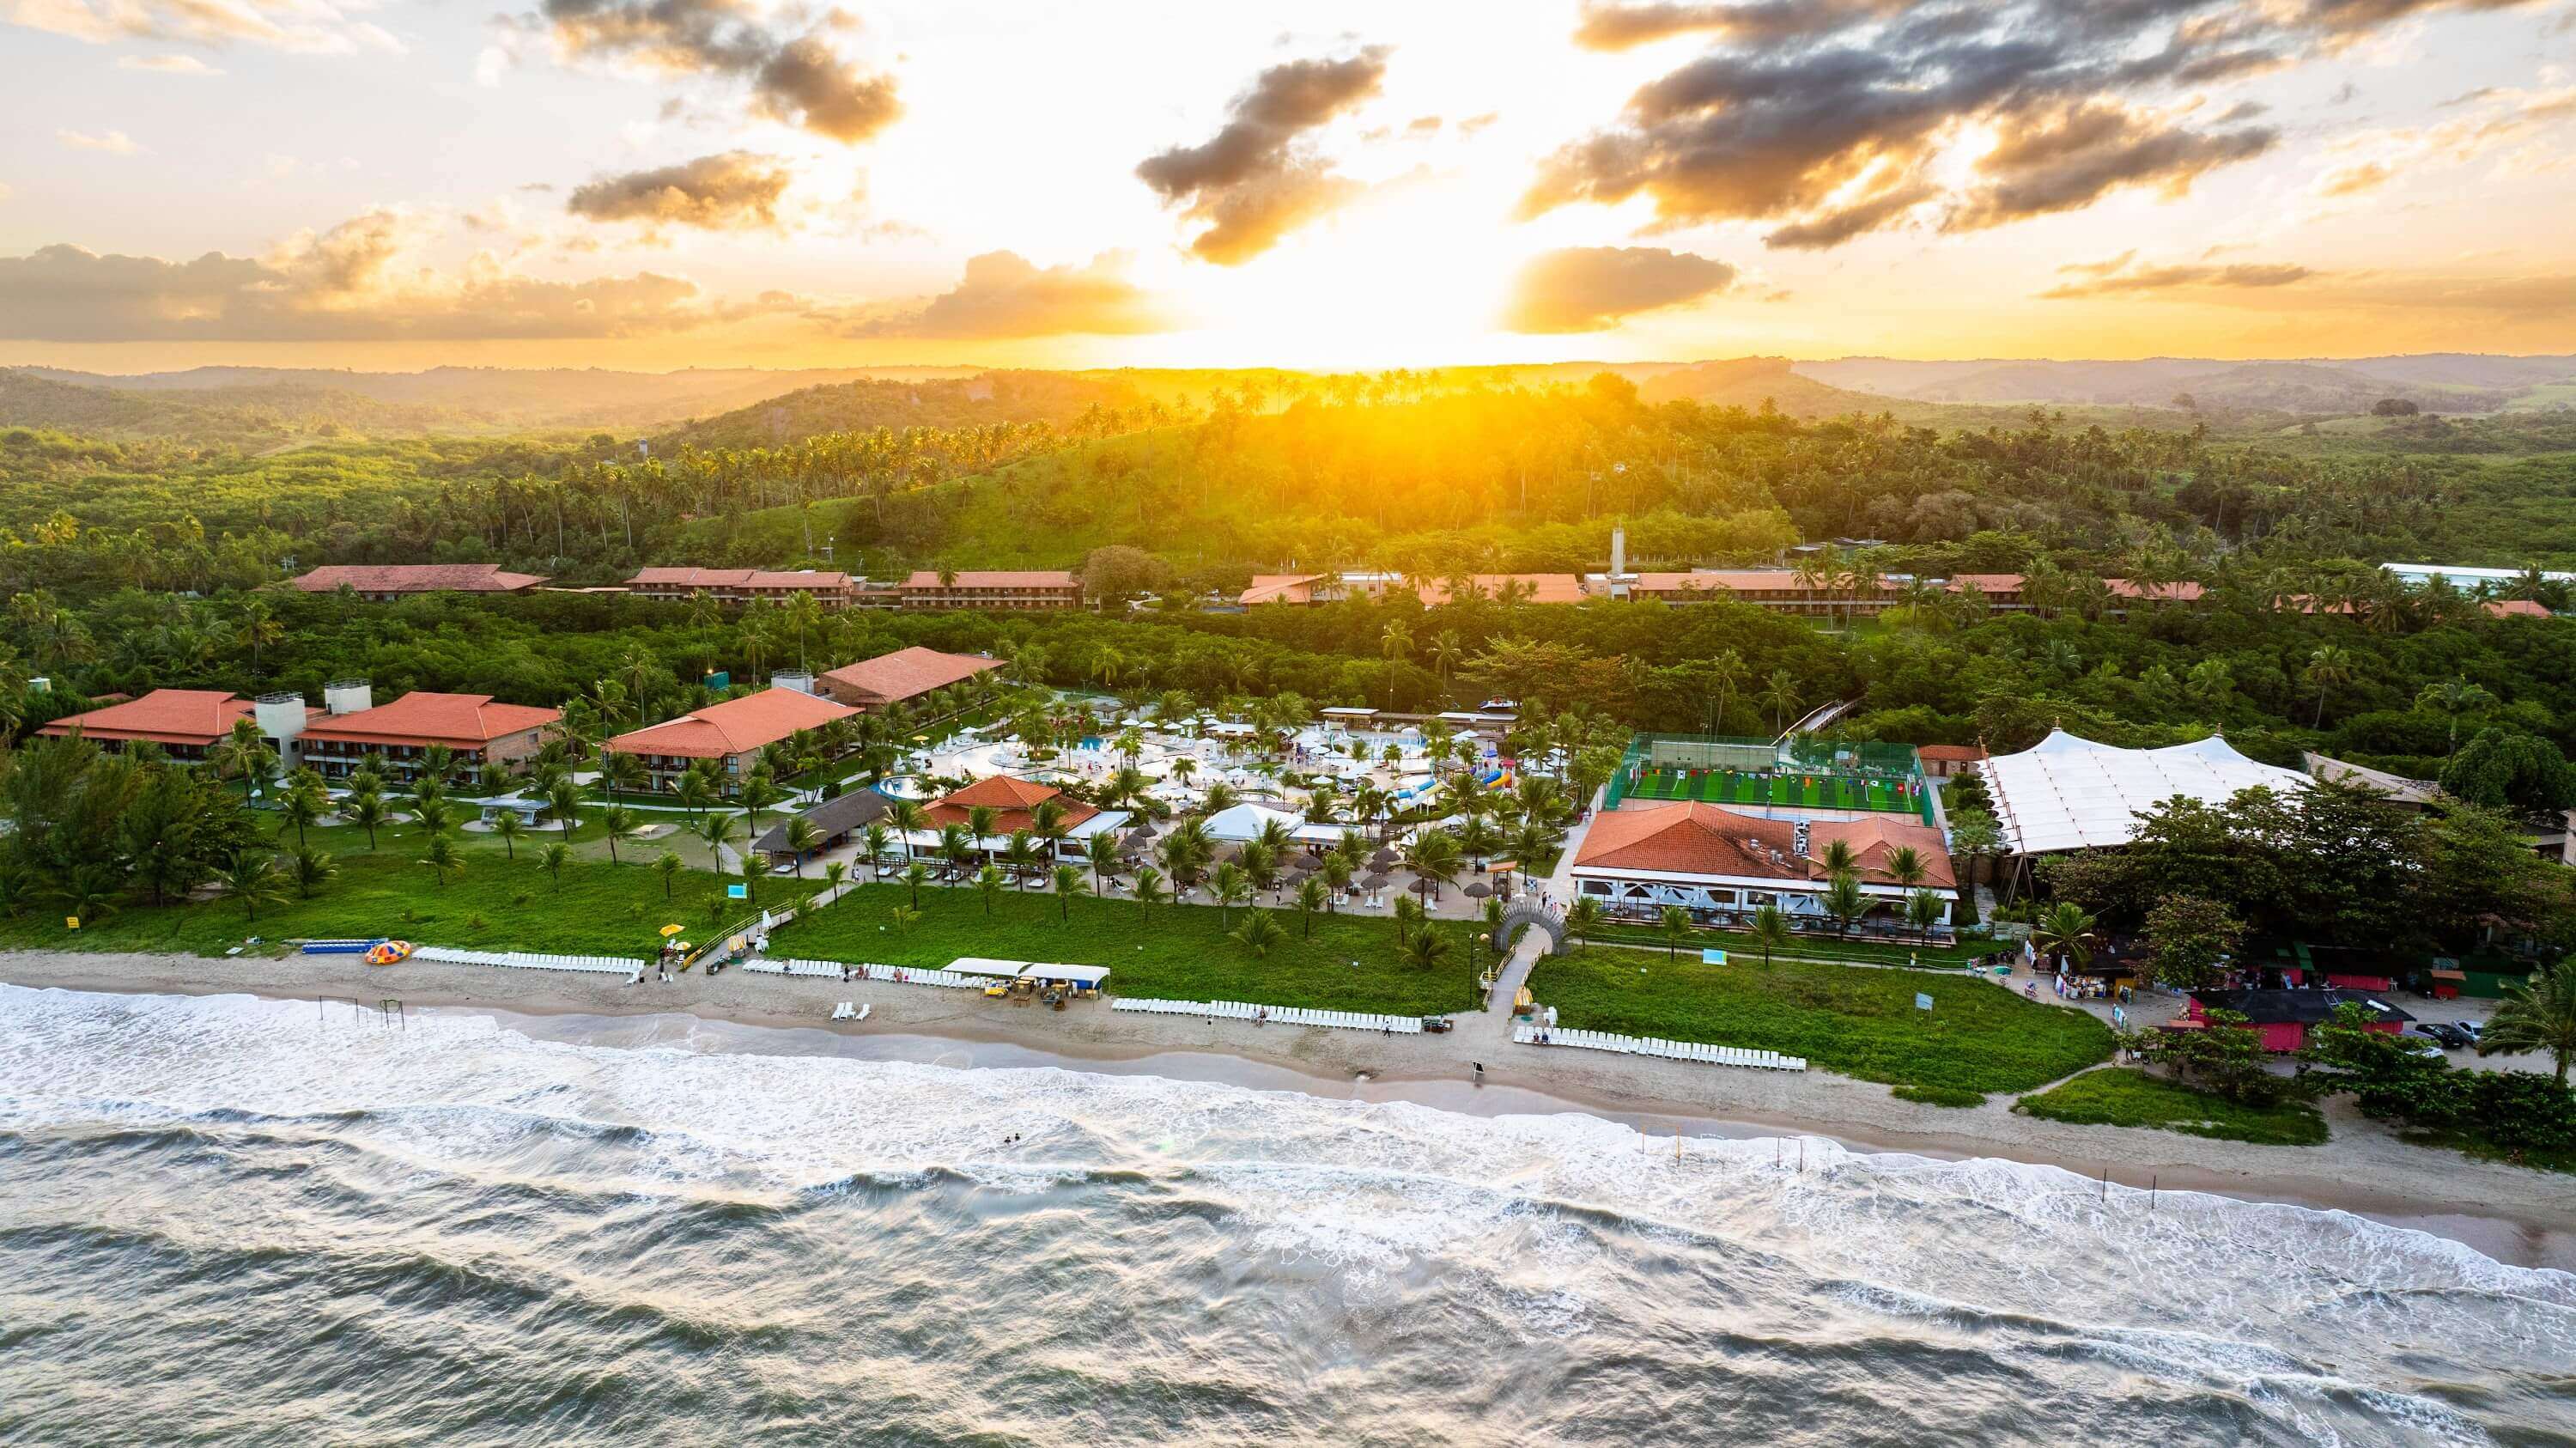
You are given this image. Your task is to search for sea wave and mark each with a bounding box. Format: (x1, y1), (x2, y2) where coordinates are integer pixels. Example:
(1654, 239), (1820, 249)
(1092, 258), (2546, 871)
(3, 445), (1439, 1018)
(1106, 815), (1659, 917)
(0, 984), (2569, 1445)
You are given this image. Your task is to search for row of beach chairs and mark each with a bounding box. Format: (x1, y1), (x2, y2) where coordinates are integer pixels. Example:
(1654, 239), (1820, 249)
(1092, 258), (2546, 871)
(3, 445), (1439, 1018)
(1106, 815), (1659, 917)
(1510, 1022), (1803, 1070)
(410, 946), (640, 976)
(743, 959), (987, 989)
(1113, 998), (1425, 1034)
(830, 1001), (872, 1021)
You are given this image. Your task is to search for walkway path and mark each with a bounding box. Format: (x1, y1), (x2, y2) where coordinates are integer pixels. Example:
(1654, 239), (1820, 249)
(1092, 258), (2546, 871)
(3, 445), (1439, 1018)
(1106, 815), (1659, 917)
(1488, 784), (1604, 1036)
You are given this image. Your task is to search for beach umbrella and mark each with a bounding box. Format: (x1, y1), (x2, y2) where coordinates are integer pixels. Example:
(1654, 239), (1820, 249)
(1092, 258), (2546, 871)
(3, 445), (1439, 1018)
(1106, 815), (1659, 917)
(1370, 848), (1399, 867)
(1464, 882), (1492, 899)
(659, 923), (683, 937)
(1362, 873), (1391, 891)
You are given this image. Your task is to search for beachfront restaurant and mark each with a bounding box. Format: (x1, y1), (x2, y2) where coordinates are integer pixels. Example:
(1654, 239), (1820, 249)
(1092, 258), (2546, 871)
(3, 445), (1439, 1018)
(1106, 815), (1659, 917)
(1568, 801), (1959, 933)
(2181, 988), (2413, 1052)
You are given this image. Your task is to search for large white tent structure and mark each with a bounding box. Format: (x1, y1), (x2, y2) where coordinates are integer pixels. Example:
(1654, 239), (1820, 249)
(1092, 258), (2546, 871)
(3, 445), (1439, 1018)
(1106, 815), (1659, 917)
(1984, 729), (2311, 855)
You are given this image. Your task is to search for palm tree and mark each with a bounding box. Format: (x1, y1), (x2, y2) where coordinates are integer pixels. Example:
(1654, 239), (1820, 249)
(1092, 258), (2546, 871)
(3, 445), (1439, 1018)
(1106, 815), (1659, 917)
(213, 718), (276, 802)
(276, 783), (322, 850)
(1661, 904), (1693, 959)
(1380, 619), (1413, 708)
(2479, 963), (2576, 1085)
(1882, 845), (1929, 895)
(1400, 925), (1455, 973)
(1211, 861), (1249, 926)
(884, 799), (926, 865)
(783, 817), (823, 876)
(1814, 837), (1859, 876)
(1294, 876), (1328, 937)
(212, 850), (289, 922)
(1004, 830), (1042, 889)
(1230, 910), (1287, 958)
(975, 863), (1006, 916)
(548, 778), (582, 842)
(1704, 649), (1748, 734)
(1747, 903), (1791, 967)
(1905, 889), (1945, 940)
(2417, 675), (2498, 754)
(1759, 669), (1803, 736)
(291, 848), (337, 899)
(1820, 873), (1867, 937)
(418, 832), (465, 889)
(695, 812), (739, 870)
(1391, 893), (1425, 946)
(1051, 863), (1089, 921)
(675, 770), (716, 820)
(538, 840), (572, 888)
(349, 792), (391, 852)
(410, 797), (456, 837)
(653, 849), (684, 898)
(1132, 864), (1170, 912)
(902, 861), (930, 909)
(2303, 645), (2355, 729)
(1566, 895), (1604, 952)
(1401, 830), (1462, 906)
(599, 804), (637, 865)
(1083, 830), (1121, 897)
(2032, 901), (2100, 970)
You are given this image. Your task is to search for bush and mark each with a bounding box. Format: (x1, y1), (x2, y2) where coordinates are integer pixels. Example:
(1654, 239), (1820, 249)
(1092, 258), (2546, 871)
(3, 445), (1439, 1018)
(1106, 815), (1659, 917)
(2355, 1068), (2576, 1156)
(2017, 1068), (2328, 1146)
(1894, 1084), (1984, 1108)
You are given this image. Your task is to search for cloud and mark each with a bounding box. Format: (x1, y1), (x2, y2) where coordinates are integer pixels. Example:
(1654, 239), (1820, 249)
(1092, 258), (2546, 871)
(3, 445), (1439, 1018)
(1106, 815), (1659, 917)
(2314, 157), (2394, 195)
(1517, 0), (2484, 247)
(521, 0), (900, 145)
(1946, 102), (2278, 231)
(566, 151), (791, 231)
(58, 128), (141, 154)
(1136, 48), (1388, 264)
(2040, 255), (2317, 297)
(2308, 85), (2576, 202)
(8, 0), (404, 54)
(115, 52), (222, 73)
(0, 211), (805, 340)
(1501, 246), (1736, 332)
(854, 251), (1175, 338)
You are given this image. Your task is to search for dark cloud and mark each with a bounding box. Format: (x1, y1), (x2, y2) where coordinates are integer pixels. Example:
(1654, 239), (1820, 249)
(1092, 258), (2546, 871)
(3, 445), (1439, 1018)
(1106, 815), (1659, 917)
(1136, 49), (1388, 264)
(1947, 101), (2277, 231)
(0, 214), (798, 340)
(854, 251), (1173, 338)
(1520, 0), (2500, 248)
(566, 151), (790, 230)
(2040, 256), (2316, 296)
(527, 0), (899, 145)
(1502, 246), (1736, 332)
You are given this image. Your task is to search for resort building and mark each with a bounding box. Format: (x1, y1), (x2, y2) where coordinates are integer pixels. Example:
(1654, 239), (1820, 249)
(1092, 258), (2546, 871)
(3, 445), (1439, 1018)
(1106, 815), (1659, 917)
(912, 775), (1127, 861)
(1916, 744), (1988, 781)
(295, 689), (562, 782)
(37, 688), (256, 762)
(1236, 572), (1407, 606)
(604, 687), (856, 793)
(2181, 988), (2412, 1053)
(816, 646), (1003, 710)
(628, 568), (858, 609)
(751, 788), (894, 867)
(291, 563), (548, 599)
(1409, 574), (1586, 606)
(895, 570), (1080, 611)
(1570, 801), (1959, 929)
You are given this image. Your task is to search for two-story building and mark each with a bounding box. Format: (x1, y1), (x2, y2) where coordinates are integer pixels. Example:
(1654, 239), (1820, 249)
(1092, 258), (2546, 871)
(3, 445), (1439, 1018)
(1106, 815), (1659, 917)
(295, 689), (562, 782)
(292, 563), (548, 599)
(37, 689), (258, 763)
(896, 570), (1081, 610)
(604, 687), (857, 794)
(1570, 801), (1959, 929)
(815, 646), (1002, 710)
(627, 568), (858, 609)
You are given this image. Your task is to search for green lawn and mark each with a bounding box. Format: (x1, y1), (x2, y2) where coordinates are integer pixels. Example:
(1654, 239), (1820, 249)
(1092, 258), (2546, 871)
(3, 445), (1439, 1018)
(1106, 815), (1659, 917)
(0, 823), (810, 959)
(1619, 766), (1934, 823)
(1578, 922), (1988, 969)
(1525, 951), (2112, 1095)
(2014, 1068), (2328, 1147)
(770, 883), (1481, 1014)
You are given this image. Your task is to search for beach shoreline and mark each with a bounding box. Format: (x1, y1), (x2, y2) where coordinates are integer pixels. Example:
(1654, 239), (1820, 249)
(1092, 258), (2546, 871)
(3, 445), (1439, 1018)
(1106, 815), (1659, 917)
(8, 948), (2572, 1269)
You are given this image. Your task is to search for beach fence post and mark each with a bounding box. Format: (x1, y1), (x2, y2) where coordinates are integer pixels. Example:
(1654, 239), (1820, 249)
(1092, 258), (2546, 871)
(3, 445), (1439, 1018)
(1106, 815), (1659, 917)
(381, 999), (404, 1030)
(2099, 1167), (2109, 1204)
(2150, 1175), (2157, 1215)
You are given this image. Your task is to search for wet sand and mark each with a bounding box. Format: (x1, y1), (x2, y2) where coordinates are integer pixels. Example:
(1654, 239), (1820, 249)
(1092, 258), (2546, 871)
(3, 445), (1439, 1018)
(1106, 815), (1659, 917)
(8, 948), (2572, 1269)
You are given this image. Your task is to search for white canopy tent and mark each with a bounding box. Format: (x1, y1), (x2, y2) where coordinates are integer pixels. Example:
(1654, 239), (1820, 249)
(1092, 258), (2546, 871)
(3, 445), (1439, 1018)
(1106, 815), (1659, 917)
(1984, 728), (2310, 855)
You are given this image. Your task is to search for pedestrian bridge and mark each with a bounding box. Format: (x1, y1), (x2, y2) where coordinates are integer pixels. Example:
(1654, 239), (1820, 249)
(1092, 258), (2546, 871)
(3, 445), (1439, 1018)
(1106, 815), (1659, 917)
(1494, 901), (1565, 956)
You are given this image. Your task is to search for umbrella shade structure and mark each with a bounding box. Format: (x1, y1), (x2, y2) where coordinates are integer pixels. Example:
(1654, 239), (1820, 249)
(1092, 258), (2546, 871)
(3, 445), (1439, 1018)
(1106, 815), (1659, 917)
(1464, 882), (1492, 898)
(1362, 873), (1391, 891)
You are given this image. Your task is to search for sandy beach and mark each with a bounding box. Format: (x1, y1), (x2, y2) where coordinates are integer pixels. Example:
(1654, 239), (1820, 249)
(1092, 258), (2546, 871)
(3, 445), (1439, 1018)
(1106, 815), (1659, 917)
(8, 947), (2572, 1269)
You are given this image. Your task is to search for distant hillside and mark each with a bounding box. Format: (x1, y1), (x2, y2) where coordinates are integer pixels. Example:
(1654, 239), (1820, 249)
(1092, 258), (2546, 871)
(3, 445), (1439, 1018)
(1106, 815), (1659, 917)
(0, 369), (466, 445)
(1637, 357), (1889, 415)
(16, 364), (981, 432)
(1800, 354), (2571, 413)
(651, 370), (1149, 450)
(2146, 362), (2512, 415)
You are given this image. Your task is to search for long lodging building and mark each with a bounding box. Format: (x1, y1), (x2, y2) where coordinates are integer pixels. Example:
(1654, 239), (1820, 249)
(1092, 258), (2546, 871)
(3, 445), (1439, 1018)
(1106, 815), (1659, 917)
(39, 682), (562, 784)
(626, 567), (1080, 611)
(815, 646), (1002, 709)
(293, 563), (548, 599)
(604, 686), (857, 793)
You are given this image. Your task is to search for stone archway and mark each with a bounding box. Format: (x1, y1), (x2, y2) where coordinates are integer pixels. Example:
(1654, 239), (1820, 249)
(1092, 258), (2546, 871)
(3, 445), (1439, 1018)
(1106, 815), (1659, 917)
(1495, 900), (1566, 956)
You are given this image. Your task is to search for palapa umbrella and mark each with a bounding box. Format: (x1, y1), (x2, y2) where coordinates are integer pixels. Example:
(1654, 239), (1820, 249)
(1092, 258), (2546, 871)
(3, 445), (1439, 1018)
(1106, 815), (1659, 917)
(1464, 881), (1492, 899)
(1361, 873), (1391, 891)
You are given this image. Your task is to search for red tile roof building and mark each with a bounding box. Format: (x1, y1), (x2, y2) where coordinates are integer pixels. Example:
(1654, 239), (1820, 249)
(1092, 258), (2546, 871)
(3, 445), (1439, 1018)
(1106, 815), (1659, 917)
(896, 570), (1081, 611)
(816, 647), (1002, 709)
(922, 775), (1100, 838)
(293, 563), (547, 599)
(605, 687), (856, 792)
(1411, 574), (1588, 606)
(1571, 802), (1957, 928)
(38, 689), (257, 761)
(629, 568), (859, 608)
(297, 691), (562, 782)
(1915, 744), (1989, 779)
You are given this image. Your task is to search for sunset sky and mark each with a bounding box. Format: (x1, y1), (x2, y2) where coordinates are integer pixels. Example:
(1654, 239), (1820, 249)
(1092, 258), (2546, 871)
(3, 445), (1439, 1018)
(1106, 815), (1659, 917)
(3, 0), (2573, 371)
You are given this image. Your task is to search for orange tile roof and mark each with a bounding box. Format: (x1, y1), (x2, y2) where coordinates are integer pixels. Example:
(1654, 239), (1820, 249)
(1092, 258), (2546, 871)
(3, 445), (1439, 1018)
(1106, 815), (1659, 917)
(1575, 803), (1953, 888)
(300, 692), (562, 748)
(629, 567), (850, 590)
(923, 774), (1099, 834)
(39, 688), (254, 745)
(902, 570), (1078, 589)
(294, 563), (545, 593)
(1413, 574), (1586, 605)
(818, 646), (1000, 706)
(2486, 599), (2552, 618)
(1916, 744), (1989, 763)
(605, 687), (855, 759)
(2105, 579), (2206, 601)
(1240, 574), (1325, 605)
(1945, 573), (2026, 593)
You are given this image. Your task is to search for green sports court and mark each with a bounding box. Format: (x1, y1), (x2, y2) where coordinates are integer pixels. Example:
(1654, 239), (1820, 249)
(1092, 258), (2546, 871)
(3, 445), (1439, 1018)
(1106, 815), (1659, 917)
(1607, 733), (1935, 824)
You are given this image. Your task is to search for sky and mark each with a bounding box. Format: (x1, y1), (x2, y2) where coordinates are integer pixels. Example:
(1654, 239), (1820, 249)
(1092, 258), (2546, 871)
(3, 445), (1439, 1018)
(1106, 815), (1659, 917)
(2, 0), (2574, 372)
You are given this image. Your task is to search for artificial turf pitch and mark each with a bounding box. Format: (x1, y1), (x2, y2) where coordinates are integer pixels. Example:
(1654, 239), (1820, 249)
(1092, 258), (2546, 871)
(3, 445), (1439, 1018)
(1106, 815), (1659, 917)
(1625, 766), (1913, 814)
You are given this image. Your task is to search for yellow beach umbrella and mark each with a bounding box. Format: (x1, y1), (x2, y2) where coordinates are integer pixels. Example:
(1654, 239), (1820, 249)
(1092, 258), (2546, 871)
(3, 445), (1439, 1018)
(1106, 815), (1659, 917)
(659, 923), (684, 937)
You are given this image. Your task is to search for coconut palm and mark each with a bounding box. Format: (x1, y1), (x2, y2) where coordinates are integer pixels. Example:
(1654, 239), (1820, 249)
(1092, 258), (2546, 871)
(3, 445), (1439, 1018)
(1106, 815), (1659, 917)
(212, 850), (289, 922)
(1821, 873), (1867, 937)
(1051, 863), (1090, 922)
(975, 863), (1006, 916)
(348, 792), (391, 852)
(902, 861), (930, 909)
(418, 832), (465, 890)
(653, 849), (684, 898)
(1230, 910), (1287, 958)
(783, 817), (823, 876)
(1758, 670), (1803, 736)
(939, 824), (976, 873)
(547, 778), (581, 842)
(1747, 903), (1791, 967)
(1882, 845), (1929, 894)
(2303, 645), (2355, 729)
(1211, 861), (1249, 925)
(1084, 830), (1121, 897)
(1661, 904), (1693, 959)
(2032, 901), (2100, 970)
(1294, 876), (1329, 937)
(1392, 893), (1425, 946)
(1566, 895), (1604, 952)
(884, 799), (926, 864)
(695, 811), (740, 869)
(2479, 963), (2576, 1085)
(1401, 829), (1462, 906)
(291, 848), (337, 899)
(1400, 924), (1455, 973)
(2417, 675), (2499, 754)
(600, 804), (637, 865)
(1132, 864), (1170, 912)
(1905, 889), (1945, 940)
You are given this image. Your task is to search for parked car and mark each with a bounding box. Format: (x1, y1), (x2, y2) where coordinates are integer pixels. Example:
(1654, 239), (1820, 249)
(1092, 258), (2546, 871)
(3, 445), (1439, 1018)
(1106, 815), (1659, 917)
(2456, 1019), (2484, 1043)
(2413, 1022), (2472, 1049)
(2399, 1037), (2447, 1062)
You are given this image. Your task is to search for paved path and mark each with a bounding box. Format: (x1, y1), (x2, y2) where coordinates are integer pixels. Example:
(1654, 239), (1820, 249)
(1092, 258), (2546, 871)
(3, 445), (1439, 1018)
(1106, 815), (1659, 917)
(1487, 785), (1604, 1036)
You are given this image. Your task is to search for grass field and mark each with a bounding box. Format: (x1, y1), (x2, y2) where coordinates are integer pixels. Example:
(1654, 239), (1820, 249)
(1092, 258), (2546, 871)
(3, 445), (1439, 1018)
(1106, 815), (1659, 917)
(0, 821), (799, 959)
(772, 883), (1481, 1014)
(2014, 1068), (2329, 1147)
(1579, 922), (1988, 968)
(1621, 765), (1928, 819)
(1525, 952), (2111, 1096)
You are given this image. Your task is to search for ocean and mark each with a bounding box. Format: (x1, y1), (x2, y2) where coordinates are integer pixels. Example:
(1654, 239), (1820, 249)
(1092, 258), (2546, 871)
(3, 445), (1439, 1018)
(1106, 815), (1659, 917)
(2, 985), (2571, 1445)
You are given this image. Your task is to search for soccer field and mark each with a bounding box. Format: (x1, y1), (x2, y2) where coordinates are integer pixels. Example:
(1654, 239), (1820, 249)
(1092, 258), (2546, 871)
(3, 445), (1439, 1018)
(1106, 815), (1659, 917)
(1625, 765), (1917, 816)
